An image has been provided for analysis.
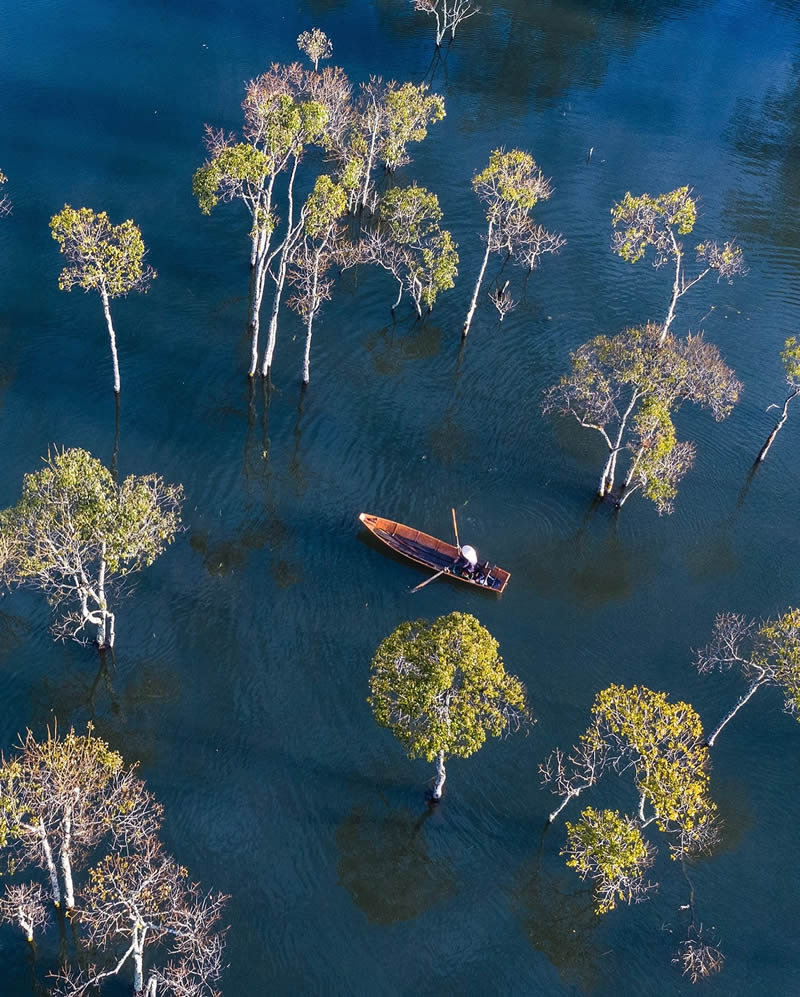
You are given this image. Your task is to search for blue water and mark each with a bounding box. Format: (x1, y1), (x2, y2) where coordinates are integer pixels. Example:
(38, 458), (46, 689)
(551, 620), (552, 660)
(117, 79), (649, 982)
(1, 0), (799, 993)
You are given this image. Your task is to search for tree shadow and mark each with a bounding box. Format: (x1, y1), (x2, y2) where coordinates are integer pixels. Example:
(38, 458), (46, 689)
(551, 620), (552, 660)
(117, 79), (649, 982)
(336, 800), (457, 925)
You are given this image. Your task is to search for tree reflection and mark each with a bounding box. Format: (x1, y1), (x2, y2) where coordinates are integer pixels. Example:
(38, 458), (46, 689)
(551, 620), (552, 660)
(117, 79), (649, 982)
(513, 852), (604, 992)
(336, 801), (456, 924)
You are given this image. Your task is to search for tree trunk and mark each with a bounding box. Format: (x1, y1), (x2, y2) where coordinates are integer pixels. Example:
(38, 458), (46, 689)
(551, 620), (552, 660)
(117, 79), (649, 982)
(547, 787), (583, 824)
(706, 679), (766, 747)
(133, 926), (145, 994)
(661, 240), (682, 344)
(432, 750), (446, 799)
(60, 807), (75, 909)
(96, 544), (111, 648)
(248, 183), (276, 376)
(100, 288), (121, 395)
(39, 830), (61, 907)
(757, 389), (799, 463)
(302, 309), (315, 386)
(462, 219), (494, 339)
(261, 157), (300, 378)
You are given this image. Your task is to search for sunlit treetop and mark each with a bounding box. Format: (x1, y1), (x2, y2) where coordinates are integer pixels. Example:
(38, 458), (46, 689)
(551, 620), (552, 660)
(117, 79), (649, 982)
(304, 175), (347, 239)
(780, 335), (800, 386)
(297, 28), (333, 71)
(611, 186), (697, 265)
(473, 148), (553, 219)
(49, 206), (155, 299)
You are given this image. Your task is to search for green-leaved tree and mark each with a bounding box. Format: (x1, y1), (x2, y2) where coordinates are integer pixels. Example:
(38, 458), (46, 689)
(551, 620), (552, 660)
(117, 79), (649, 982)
(0, 448), (183, 648)
(463, 148), (563, 338)
(49, 206), (156, 394)
(611, 186), (746, 343)
(369, 612), (531, 799)
(542, 322), (741, 511)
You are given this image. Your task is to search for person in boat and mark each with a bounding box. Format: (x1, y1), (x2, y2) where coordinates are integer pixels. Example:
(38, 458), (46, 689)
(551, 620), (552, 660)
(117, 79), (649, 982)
(456, 544), (479, 578)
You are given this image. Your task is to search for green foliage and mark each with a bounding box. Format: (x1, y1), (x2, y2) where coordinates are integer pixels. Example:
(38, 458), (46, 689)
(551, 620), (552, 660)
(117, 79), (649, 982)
(192, 143), (271, 215)
(757, 608), (800, 718)
(781, 335), (800, 386)
(587, 684), (714, 841)
(416, 229), (459, 309)
(611, 186), (697, 264)
(564, 807), (652, 914)
(473, 148), (549, 216)
(368, 612), (530, 763)
(0, 448), (183, 581)
(304, 175), (347, 240)
(297, 27), (333, 69)
(628, 399), (694, 515)
(49, 206), (155, 298)
(383, 83), (445, 172)
(380, 184), (442, 245)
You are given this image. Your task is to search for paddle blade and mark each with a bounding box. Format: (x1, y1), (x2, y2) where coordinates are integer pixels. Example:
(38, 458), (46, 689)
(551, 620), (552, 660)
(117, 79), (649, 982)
(451, 507), (460, 550)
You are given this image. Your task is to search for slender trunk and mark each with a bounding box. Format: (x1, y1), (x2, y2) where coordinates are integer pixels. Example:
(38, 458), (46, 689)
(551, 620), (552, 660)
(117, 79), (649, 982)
(39, 830), (60, 907)
(391, 278), (403, 313)
(262, 158), (300, 377)
(60, 807), (75, 909)
(361, 104), (380, 210)
(615, 482), (640, 509)
(661, 237), (682, 343)
(146, 977), (157, 997)
(248, 182), (276, 376)
(97, 543), (109, 648)
(462, 219), (494, 339)
(601, 390), (641, 496)
(757, 389), (799, 462)
(432, 750), (446, 799)
(707, 679), (766, 747)
(133, 924), (145, 994)
(100, 287), (121, 395)
(302, 253), (322, 386)
(548, 786), (584, 824)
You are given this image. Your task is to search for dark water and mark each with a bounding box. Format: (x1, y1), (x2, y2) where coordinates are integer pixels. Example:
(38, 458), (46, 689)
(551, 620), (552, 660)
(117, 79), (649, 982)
(1, 0), (799, 993)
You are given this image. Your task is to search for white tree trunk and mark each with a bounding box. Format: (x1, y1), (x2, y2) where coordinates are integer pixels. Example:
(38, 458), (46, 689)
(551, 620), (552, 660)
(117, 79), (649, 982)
(100, 287), (121, 394)
(707, 680), (766, 747)
(61, 806), (75, 909)
(39, 830), (61, 907)
(432, 750), (447, 799)
(261, 158), (300, 377)
(757, 389), (799, 462)
(661, 241), (682, 343)
(462, 220), (494, 339)
(133, 927), (145, 994)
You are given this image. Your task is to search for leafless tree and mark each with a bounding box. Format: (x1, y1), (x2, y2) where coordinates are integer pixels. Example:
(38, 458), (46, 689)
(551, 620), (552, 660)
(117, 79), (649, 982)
(756, 336), (800, 462)
(540, 741), (607, 824)
(695, 608), (800, 746)
(51, 835), (227, 997)
(410, 0), (480, 46)
(0, 882), (50, 942)
(674, 925), (725, 984)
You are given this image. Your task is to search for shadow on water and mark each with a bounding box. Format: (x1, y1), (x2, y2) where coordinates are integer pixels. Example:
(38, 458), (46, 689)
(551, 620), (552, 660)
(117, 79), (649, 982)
(362, 319), (443, 377)
(512, 835), (606, 993)
(336, 800), (457, 925)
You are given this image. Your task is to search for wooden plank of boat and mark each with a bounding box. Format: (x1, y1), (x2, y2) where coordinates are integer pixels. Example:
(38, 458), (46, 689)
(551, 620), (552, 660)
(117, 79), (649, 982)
(358, 512), (511, 594)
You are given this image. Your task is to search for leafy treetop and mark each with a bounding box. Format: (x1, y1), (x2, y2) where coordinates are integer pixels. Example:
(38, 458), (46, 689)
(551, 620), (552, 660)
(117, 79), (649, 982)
(49, 206), (155, 299)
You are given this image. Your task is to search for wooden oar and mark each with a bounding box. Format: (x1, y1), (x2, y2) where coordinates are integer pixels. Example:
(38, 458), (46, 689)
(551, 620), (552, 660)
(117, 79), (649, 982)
(411, 567), (449, 593)
(451, 507), (461, 551)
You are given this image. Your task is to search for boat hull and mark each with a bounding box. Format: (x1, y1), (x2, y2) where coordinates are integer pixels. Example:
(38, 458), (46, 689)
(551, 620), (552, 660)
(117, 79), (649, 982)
(359, 513), (510, 594)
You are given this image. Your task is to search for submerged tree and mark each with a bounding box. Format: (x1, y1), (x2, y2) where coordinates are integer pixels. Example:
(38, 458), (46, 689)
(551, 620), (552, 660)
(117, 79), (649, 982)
(696, 608), (800, 746)
(410, 0), (480, 46)
(756, 335), (800, 462)
(611, 186), (746, 342)
(369, 612), (531, 799)
(297, 28), (333, 71)
(0, 725), (160, 911)
(50, 206), (156, 394)
(563, 807), (655, 914)
(542, 684), (717, 922)
(0, 170), (10, 216)
(363, 184), (458, 316)
(339, 78), (445, 213)
(0, 448), (183, 648)
(462, 148), (563, 338)
(0, 727), (227, 996)
(287, 175), (349, 385)
(542, 322), (740, 511)
(193, 64), (328, 375)
(54, 835), (227, 997)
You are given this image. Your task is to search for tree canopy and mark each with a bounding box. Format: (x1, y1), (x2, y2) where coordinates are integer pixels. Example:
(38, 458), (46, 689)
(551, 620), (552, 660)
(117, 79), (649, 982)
(369, 612), (530, 797)
(0, 448), (183, 648)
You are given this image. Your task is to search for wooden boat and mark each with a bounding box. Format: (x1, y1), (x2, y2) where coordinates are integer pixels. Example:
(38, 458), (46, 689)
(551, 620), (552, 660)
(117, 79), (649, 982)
(359, 513), (511, 594)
